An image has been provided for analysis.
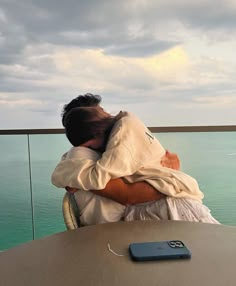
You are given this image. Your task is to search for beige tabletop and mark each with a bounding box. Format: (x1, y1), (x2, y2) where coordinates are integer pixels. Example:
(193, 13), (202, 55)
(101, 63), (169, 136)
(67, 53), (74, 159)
(0, 220), (236, 286)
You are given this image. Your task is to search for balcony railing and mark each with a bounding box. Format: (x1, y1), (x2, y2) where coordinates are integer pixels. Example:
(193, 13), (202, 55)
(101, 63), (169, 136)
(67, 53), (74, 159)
(1, 126), (236, 250)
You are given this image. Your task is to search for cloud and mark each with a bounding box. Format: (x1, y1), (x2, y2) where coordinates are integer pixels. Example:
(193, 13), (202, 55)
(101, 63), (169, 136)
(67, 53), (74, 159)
(0, 0), (236, 128)
(193, 95), (236, 106)
(2, 0), (236, 58)
(0, 94), (43, 107)
(105, 41), (178, 58)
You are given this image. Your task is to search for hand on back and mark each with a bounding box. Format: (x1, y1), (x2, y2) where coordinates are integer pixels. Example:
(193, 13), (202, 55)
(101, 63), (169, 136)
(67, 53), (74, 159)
(160, 150), (180, 170)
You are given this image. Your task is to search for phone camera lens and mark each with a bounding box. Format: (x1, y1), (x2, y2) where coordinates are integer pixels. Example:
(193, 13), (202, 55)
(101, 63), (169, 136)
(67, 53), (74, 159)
(168, 240), (184, 248)
(175, 241), (184, 248)
(169, 241), (176, 248)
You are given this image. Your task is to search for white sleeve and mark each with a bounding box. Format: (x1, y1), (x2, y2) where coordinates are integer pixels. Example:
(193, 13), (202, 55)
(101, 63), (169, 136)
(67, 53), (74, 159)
(66, 146), (101, 161)
(51, 139), (141, 189)
(51, 146), (101, 189)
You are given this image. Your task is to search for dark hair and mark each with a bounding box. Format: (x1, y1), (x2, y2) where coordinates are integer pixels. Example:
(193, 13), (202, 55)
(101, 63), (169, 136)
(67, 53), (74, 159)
(62, 93), (102, 126)
(64, 106), (115, 147)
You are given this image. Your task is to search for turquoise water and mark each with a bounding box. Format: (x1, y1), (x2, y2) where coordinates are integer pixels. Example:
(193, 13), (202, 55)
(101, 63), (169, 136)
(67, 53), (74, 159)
(157, 132), (236, 226)
(0, 132), (236, 250)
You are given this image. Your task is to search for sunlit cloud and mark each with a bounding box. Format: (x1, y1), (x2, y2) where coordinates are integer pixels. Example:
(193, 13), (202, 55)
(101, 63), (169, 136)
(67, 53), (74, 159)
(136, 46), (190, 82)
(194, 95), (236, 106)
(50, 45), (190, 88)
(0, 93), (44, 107)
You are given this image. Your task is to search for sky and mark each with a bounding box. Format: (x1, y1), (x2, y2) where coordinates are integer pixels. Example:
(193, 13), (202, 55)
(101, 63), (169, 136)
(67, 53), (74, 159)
(0, 0), (236, 129)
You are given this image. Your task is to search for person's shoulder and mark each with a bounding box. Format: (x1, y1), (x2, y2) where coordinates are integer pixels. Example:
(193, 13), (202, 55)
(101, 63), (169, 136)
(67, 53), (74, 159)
(117, 111), (140, 124)
(110, 111), (144, 138)
(66, 146), (100, 160)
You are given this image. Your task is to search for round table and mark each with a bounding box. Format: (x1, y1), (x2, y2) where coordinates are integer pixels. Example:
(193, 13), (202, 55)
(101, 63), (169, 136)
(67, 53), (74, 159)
(0, 220), (236, 286)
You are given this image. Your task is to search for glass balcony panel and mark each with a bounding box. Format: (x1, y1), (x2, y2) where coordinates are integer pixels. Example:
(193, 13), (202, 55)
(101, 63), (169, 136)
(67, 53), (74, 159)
(0, 135), (33, 250)
(29, 134), (71, 239)
(156, 132), (236, 225)
(1, 130), (236, 251)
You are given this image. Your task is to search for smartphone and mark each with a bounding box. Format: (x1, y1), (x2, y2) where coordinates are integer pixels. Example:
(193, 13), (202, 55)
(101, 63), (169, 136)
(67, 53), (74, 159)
(129, 240), (191, 261)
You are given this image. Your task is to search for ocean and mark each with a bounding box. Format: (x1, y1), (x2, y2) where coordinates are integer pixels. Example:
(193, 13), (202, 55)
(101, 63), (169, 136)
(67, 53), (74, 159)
(0, 132), (236, 250)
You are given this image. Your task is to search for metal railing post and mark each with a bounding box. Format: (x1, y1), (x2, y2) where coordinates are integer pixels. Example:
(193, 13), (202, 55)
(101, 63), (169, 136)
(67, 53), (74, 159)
(27, 134), (35, 240)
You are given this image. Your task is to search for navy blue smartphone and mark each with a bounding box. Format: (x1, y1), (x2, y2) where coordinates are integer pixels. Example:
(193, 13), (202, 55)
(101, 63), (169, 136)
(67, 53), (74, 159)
(129, 240), (191, 261)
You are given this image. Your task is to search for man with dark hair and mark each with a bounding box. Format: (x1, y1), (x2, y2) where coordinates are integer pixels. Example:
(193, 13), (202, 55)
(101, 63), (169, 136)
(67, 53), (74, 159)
(62, 93), (102, 126)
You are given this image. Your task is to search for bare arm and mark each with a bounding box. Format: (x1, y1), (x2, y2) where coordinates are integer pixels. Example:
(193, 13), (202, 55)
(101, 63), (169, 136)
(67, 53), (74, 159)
(160, 150), (180, 170)
(89, 150), (180, 204)
(66, 150), (180, 205)
(91, 179), (165, 205)
(66, 178), (165, 205)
